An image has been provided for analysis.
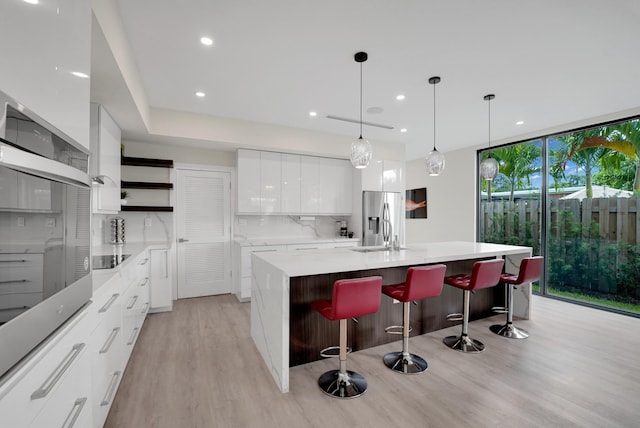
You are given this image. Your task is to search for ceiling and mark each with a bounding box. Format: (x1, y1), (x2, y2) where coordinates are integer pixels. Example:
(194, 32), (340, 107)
(94, 0), (640, 160)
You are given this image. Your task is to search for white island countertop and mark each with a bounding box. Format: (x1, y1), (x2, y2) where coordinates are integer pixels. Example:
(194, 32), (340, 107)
(250, 240), (533, 393)
(252, 241), (531, 277)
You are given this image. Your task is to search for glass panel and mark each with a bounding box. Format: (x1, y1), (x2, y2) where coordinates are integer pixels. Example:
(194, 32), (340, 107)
(548, 121), (640, 314)
(479, 140), (543, 275)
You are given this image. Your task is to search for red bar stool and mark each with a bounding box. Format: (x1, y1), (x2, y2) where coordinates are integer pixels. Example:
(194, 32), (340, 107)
(490, 256), (543, 339)
(381, 264), (446, 374)
(311, 276), (383, 398)
(443, 259), (504, 353)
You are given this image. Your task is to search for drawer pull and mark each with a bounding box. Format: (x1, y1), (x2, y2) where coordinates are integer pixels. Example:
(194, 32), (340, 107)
(99, 327), (121, 354)
(99, 293), (120, 313)
(126, 295), (139, 310)
(0, 279), (29, 284)
(139, 258), (149, 265)
(31, 343), (85, 400)
(61, 397), (87, 428)
(100, 371), (122, 406)
(141, 302), (149, 314)
(252, 249), (277, 253)
(127, 327), (140, 346)
(139, 278), (149, 287)
(0, 305), (29, 312)
(0, 259), (27, 263)
(296, 247), (318, 250)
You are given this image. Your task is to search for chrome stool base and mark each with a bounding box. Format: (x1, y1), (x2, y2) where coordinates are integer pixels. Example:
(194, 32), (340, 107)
(490, 323), (529, 339)
(443, 335), (485, 353)
(383, 351), (428, 374)
(318, 369), (368, 399)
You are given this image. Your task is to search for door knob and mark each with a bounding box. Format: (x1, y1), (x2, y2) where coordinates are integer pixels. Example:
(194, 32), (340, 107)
(178, 238), (189, 243)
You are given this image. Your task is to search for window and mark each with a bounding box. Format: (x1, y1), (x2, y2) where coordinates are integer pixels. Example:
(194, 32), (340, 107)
(478, 118), (640, 316)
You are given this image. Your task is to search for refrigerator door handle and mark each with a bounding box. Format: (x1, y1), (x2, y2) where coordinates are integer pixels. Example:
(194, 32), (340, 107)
(382, 202), (390, 242)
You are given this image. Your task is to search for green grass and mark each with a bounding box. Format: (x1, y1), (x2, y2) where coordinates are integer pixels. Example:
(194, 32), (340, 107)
(547, 288), (640, 313)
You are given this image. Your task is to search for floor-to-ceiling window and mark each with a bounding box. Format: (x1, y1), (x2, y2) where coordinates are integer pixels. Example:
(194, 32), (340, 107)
(478, 118), (640, 316)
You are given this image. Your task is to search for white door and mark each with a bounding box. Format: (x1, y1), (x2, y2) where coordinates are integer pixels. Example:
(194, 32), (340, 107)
(176, 169), (231, 299)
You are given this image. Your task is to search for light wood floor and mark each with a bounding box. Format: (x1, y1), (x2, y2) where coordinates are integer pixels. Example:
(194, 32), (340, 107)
(105, 294), (640, 428)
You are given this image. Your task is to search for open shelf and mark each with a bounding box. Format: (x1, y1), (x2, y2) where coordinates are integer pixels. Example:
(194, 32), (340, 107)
(121, 156), (174, 168)
(120, 205), (174, 212)
(121, 181), (173, 190)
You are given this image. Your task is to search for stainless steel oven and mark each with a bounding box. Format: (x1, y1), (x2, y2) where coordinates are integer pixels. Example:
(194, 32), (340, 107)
(0, 90), (91, 380)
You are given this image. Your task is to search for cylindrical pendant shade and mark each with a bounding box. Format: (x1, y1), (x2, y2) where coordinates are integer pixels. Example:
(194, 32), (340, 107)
(350, 137), (372, 169)
(479, 156), (499, 180)
(425, 149), (445, 176)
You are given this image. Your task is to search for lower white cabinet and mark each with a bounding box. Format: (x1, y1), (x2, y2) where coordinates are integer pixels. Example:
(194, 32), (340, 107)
(0, 310), (91, 428)
(149, 248), (172, 312)
(121, 253), (150, 362)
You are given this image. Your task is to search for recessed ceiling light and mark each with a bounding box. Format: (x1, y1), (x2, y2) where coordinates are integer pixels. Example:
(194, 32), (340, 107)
(516, 120), (524, 125)
(400, 128), (407, 133)
(195, 91), (205, 97)
(200, 37), (213, 46)
(24, 0), (38, 4)
(309, 111), (317, 117)
(71, 71), (88, 78)
(396, 94), (405, 101)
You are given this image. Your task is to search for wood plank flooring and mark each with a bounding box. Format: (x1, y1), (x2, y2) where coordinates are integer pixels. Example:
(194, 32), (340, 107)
(105, 295), (640, 428)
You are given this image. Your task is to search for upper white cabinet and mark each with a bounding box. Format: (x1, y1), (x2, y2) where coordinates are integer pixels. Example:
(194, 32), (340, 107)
(237, 150), (353, 215)
(0, 0), (91, 149)
(281, 154), (301, 213)
(260, 152), (281, 213)
(362, 159), (405, 193)
(90, 104), (121, 214)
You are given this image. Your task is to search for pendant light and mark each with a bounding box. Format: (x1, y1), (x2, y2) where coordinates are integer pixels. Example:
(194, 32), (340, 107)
(425, 76), (445, 176)
(479, 94), (499, 180)
(350, 51), (372, 169)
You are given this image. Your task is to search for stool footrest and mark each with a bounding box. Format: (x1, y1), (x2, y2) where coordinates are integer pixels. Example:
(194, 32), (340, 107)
(446, 313), (463, 322)
(320, 346), (352, 358)
(491, 306), (508, 314)
(384, 325), (410, 335)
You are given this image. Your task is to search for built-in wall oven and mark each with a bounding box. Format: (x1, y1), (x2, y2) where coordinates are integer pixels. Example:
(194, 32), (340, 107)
(0, 90), (91, 381)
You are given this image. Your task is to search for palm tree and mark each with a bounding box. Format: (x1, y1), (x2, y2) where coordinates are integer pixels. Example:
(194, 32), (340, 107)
(492, 144), (541, 201)
(556, 130), (609, 198)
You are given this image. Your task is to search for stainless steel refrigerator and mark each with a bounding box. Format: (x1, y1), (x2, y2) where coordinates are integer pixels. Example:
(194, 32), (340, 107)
(362, 191), (403, 246)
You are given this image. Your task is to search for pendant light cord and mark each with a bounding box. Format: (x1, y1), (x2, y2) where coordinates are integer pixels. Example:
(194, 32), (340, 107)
(488, 97), (491, 148)
(359, 61), (363, 139)
(433, 82), (437, 151)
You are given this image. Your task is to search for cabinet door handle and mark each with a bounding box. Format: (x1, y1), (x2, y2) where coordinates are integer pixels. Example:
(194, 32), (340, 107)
(0, 279), (29, 284)
(99, 293), (120, 313)
(127, 327), (140, 346)
(164, 250), (169, 278)
(178, 238), (189, 243)
(139, 258), (149, 265)
(99, 327), (121, 354)
(141, 302), (149, 314)
(126, 295), (139, 310)
(61, 397), (88, 428)
(100, 371), (122, 406)
(31, 343), (85, 400)
(252, 249), (277, 253)
(296, 247), (318, 250)
(0, 259), (27, 263)
(139, 278), (148, 287)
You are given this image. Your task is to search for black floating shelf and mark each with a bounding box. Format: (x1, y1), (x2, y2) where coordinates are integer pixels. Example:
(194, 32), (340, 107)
(120, 206), (174, 212)
(121, 181), (173, 190)
(121, 156), (174, 168)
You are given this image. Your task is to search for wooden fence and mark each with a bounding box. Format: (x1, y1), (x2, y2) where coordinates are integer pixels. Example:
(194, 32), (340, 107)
(480, 197), (640, 247)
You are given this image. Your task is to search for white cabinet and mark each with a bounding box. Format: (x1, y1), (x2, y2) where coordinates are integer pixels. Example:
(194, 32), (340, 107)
(121, 253), (150, 362)
(362, 159), (405, 193)
(0, 0), (91, 149)
(234, 244), (285, 301)
(260, 152), (281, 213)
(89, 273), (125, 428)
(281, 154), (301, 213)
(237, 150), (353, 215)
(0, 310), (91, 428)
(237, 150), (262, 213)
(149, 247), (172, 312)
(300, 155), (320, 213)
(90, 104), (121, 214)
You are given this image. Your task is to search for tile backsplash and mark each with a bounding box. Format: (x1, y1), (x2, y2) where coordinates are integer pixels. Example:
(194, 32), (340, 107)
(234, 215), (353, 241)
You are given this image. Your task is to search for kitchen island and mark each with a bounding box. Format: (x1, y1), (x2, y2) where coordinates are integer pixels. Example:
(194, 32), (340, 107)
(250, 241), (532, 393)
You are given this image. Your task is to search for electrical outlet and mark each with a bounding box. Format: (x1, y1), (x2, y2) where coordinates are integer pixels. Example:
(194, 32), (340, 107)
(259, 218), (265, 226)
(145, 218), (152, 227)
(45, 218), (55, 228)
(17, 217), (25, 227)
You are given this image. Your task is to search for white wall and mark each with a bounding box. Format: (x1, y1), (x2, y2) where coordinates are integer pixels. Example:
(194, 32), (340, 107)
(405, 146), (478, 243)
(122, 140), (235, 166)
